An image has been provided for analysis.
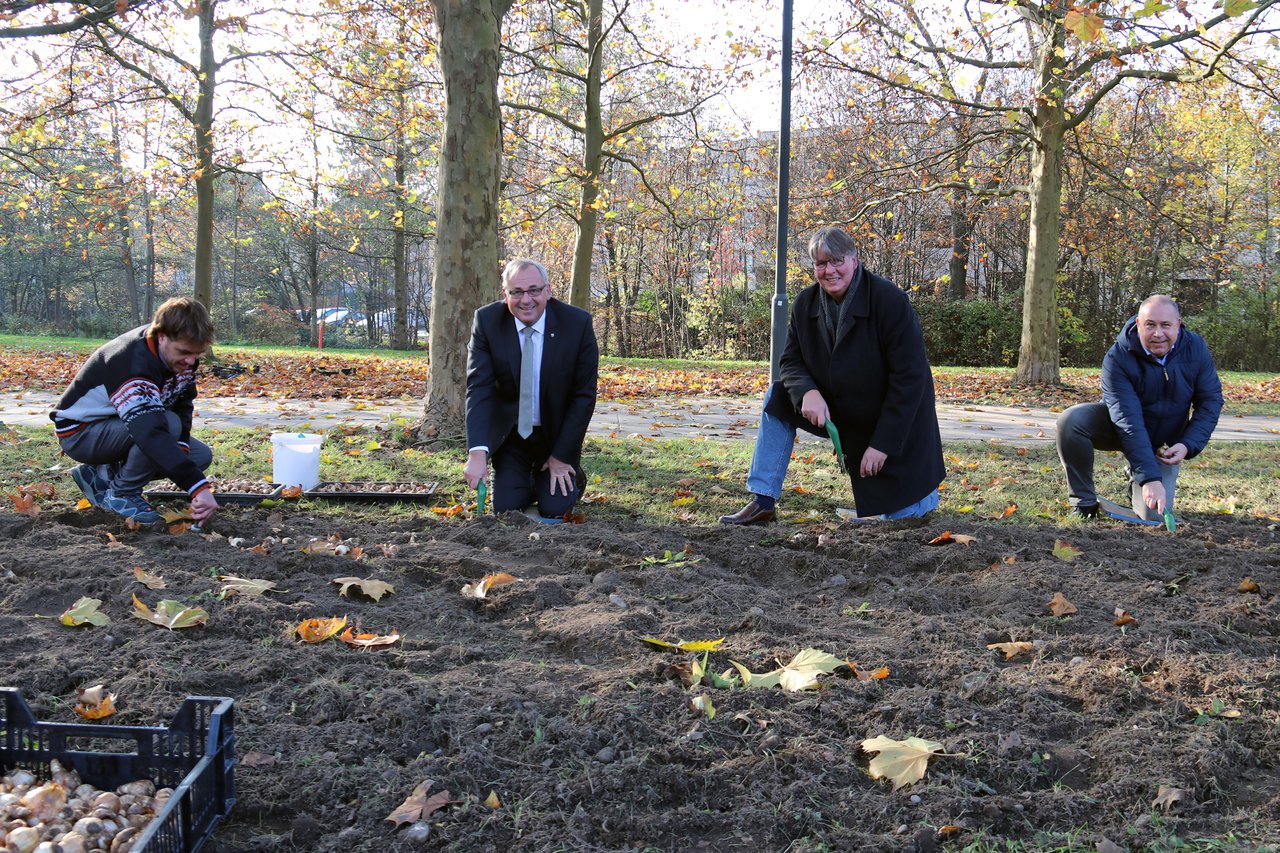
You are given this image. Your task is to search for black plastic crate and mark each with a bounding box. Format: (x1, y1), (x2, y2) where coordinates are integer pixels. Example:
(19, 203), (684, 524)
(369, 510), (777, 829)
(0, 689), (235, 853)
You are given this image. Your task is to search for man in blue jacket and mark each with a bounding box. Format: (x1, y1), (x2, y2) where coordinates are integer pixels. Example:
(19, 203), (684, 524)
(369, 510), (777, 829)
(1056, 294), (1222, 521)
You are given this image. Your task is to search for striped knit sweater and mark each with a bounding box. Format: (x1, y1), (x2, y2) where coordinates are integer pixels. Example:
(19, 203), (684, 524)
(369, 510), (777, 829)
(51, 325), (209, 497)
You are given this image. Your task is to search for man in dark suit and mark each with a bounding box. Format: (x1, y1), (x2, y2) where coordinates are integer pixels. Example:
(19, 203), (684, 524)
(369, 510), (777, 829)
(463, 259), (599, 518)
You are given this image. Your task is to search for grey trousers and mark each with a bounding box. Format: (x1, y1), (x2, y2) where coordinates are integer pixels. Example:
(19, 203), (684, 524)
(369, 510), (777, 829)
(59, 412), (212, 495)
(1055, 402), (1178, 521)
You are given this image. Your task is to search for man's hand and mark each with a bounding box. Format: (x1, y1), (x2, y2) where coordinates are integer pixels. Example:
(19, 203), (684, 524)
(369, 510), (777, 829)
(190, 489), (218, 522)
(542, 455), (576, 496)
(860, 447), (888, 478)
(1142, 480), (1167, 515)
(463, 450), (488, 490)
(1157, 442), (1188, 465)
(800, 389), (830, 428)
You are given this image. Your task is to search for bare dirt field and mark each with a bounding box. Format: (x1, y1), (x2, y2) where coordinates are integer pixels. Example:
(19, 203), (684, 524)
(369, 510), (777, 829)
(1, 504), (1277, 852)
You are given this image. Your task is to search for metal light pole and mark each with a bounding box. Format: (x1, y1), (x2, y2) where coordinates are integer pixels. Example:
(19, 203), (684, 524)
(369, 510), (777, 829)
(769, 0), (794, 383)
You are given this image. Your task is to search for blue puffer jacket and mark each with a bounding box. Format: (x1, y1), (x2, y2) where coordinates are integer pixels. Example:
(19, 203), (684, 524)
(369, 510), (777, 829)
(1100, 316), (1223, 486)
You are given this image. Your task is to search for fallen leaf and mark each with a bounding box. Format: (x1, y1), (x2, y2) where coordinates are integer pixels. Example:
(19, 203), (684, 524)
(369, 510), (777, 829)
(1153, 785), (1194, 812)
(218, 576), (280, 599)
(1045, 592), (1078, 617)
(952, 533), (977, 546)
(731, 648), (847, 691)
(74, 684), (117, 720)
(1238, 577), (1260, 594)
(987, 641), (1037, 659)
(861, 734), (945, 789)
(131, 594), (209, 630)
(76, 497), (92, 510)
(296, 615), (348, 643)
(160, 507), (192, 523)
(133, 567), (167, 589)
(60, 597), (111, 627)
(332, 576), (396, 601)
(240, 751), (277, 767)
(483, 790), (501, 809)
(928, 531), (956, 545)
(386, 780), (458, 826)
(1113, 607), (1138, 626)
(853, 665), (890, 681)
(641, 637), (726, 653)
(280, 485), (303, 499)
(338, 626), (401, 648)
(999, 502), (1018, 518)
(1052, 540), (1081, 561)
(690, 694), (716, 720)
(461, 571), (520, 599)
(9, 491), (39, 517)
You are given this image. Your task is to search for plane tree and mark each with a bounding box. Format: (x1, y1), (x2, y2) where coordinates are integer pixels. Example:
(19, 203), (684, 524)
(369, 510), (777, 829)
(802, 0), (1279, 383)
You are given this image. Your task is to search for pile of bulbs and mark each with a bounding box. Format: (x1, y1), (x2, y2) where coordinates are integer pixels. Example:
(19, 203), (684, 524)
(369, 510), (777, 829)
(1, 761), (169, 853)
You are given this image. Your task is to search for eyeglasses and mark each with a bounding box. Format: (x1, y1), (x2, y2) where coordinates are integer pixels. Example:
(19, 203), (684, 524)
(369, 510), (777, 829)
(505, 285), (546, 300)
(813, 257), (845, 271)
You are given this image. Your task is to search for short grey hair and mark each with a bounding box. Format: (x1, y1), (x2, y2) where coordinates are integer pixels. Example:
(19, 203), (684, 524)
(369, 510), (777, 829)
(1139, 294), (1180, 318)
(502, 258), (549, 290)
(807, 227), (859, 265)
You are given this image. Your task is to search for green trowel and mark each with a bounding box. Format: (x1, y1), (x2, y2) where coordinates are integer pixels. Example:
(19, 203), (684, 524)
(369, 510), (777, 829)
(824, 420), (846, 473)
(477, 481), (487, 515)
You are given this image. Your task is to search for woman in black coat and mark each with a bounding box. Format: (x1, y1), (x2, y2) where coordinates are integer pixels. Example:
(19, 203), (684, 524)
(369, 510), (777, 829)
(720, 227), (945, 525)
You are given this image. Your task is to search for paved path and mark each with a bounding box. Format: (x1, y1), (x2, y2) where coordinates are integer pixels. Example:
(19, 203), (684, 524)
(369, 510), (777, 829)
(5, 390), (1278, 443)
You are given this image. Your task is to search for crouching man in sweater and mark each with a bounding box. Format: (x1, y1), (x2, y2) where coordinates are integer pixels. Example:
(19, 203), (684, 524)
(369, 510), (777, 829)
(52, 297), (218, 525)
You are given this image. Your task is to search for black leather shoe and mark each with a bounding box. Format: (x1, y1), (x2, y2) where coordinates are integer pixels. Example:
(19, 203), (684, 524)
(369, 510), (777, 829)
(719, 500), (776, 526)
(1073, 503), (1100, 518)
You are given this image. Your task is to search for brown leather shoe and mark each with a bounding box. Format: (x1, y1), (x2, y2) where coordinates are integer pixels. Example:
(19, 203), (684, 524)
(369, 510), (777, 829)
(719, 500), (776, 526)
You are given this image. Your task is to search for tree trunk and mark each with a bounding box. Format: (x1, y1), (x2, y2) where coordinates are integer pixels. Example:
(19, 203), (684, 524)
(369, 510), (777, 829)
(392, 93), (410, 350)
(948, 197), (973, 302)
(421, 0), (514, 441)
(1015, 18), (1065, 386)
(108, 97), (140, 324)
(192, 0), (217, 307)
(567, 0), (604, 310)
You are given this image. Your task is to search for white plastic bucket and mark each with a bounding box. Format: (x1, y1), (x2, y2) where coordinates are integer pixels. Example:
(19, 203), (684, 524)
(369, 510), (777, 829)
(271, 432), (323, 490)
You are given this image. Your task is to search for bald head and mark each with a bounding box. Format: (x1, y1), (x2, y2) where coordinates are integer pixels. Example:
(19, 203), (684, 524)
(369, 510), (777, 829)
(1137, 294), (1181, 358)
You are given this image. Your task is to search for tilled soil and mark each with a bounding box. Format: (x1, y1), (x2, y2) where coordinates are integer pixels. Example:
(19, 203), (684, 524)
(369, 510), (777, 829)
(1, 505), (1277, 852)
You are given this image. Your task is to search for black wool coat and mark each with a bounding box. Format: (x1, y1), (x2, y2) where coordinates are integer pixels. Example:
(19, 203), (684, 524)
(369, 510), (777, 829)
(765, 265), (945, 516)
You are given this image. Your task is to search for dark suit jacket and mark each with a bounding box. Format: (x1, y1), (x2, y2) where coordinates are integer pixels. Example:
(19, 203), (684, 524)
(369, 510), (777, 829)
(765, 265), (945, 516)
(465, 298), (599, 466)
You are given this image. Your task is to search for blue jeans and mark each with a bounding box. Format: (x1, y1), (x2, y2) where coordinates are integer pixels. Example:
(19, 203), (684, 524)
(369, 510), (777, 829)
(746, 386), (938, 519)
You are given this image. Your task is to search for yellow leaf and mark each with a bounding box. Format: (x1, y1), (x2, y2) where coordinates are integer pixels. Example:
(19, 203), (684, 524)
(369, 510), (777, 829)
(483, 790), (501, 809)
(76, 497), (92, 510)
(731, 648), (846, 692)
(861, 735), (945, 789)
(672, 496), (695, 506)
(642, 637), (726, 652)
